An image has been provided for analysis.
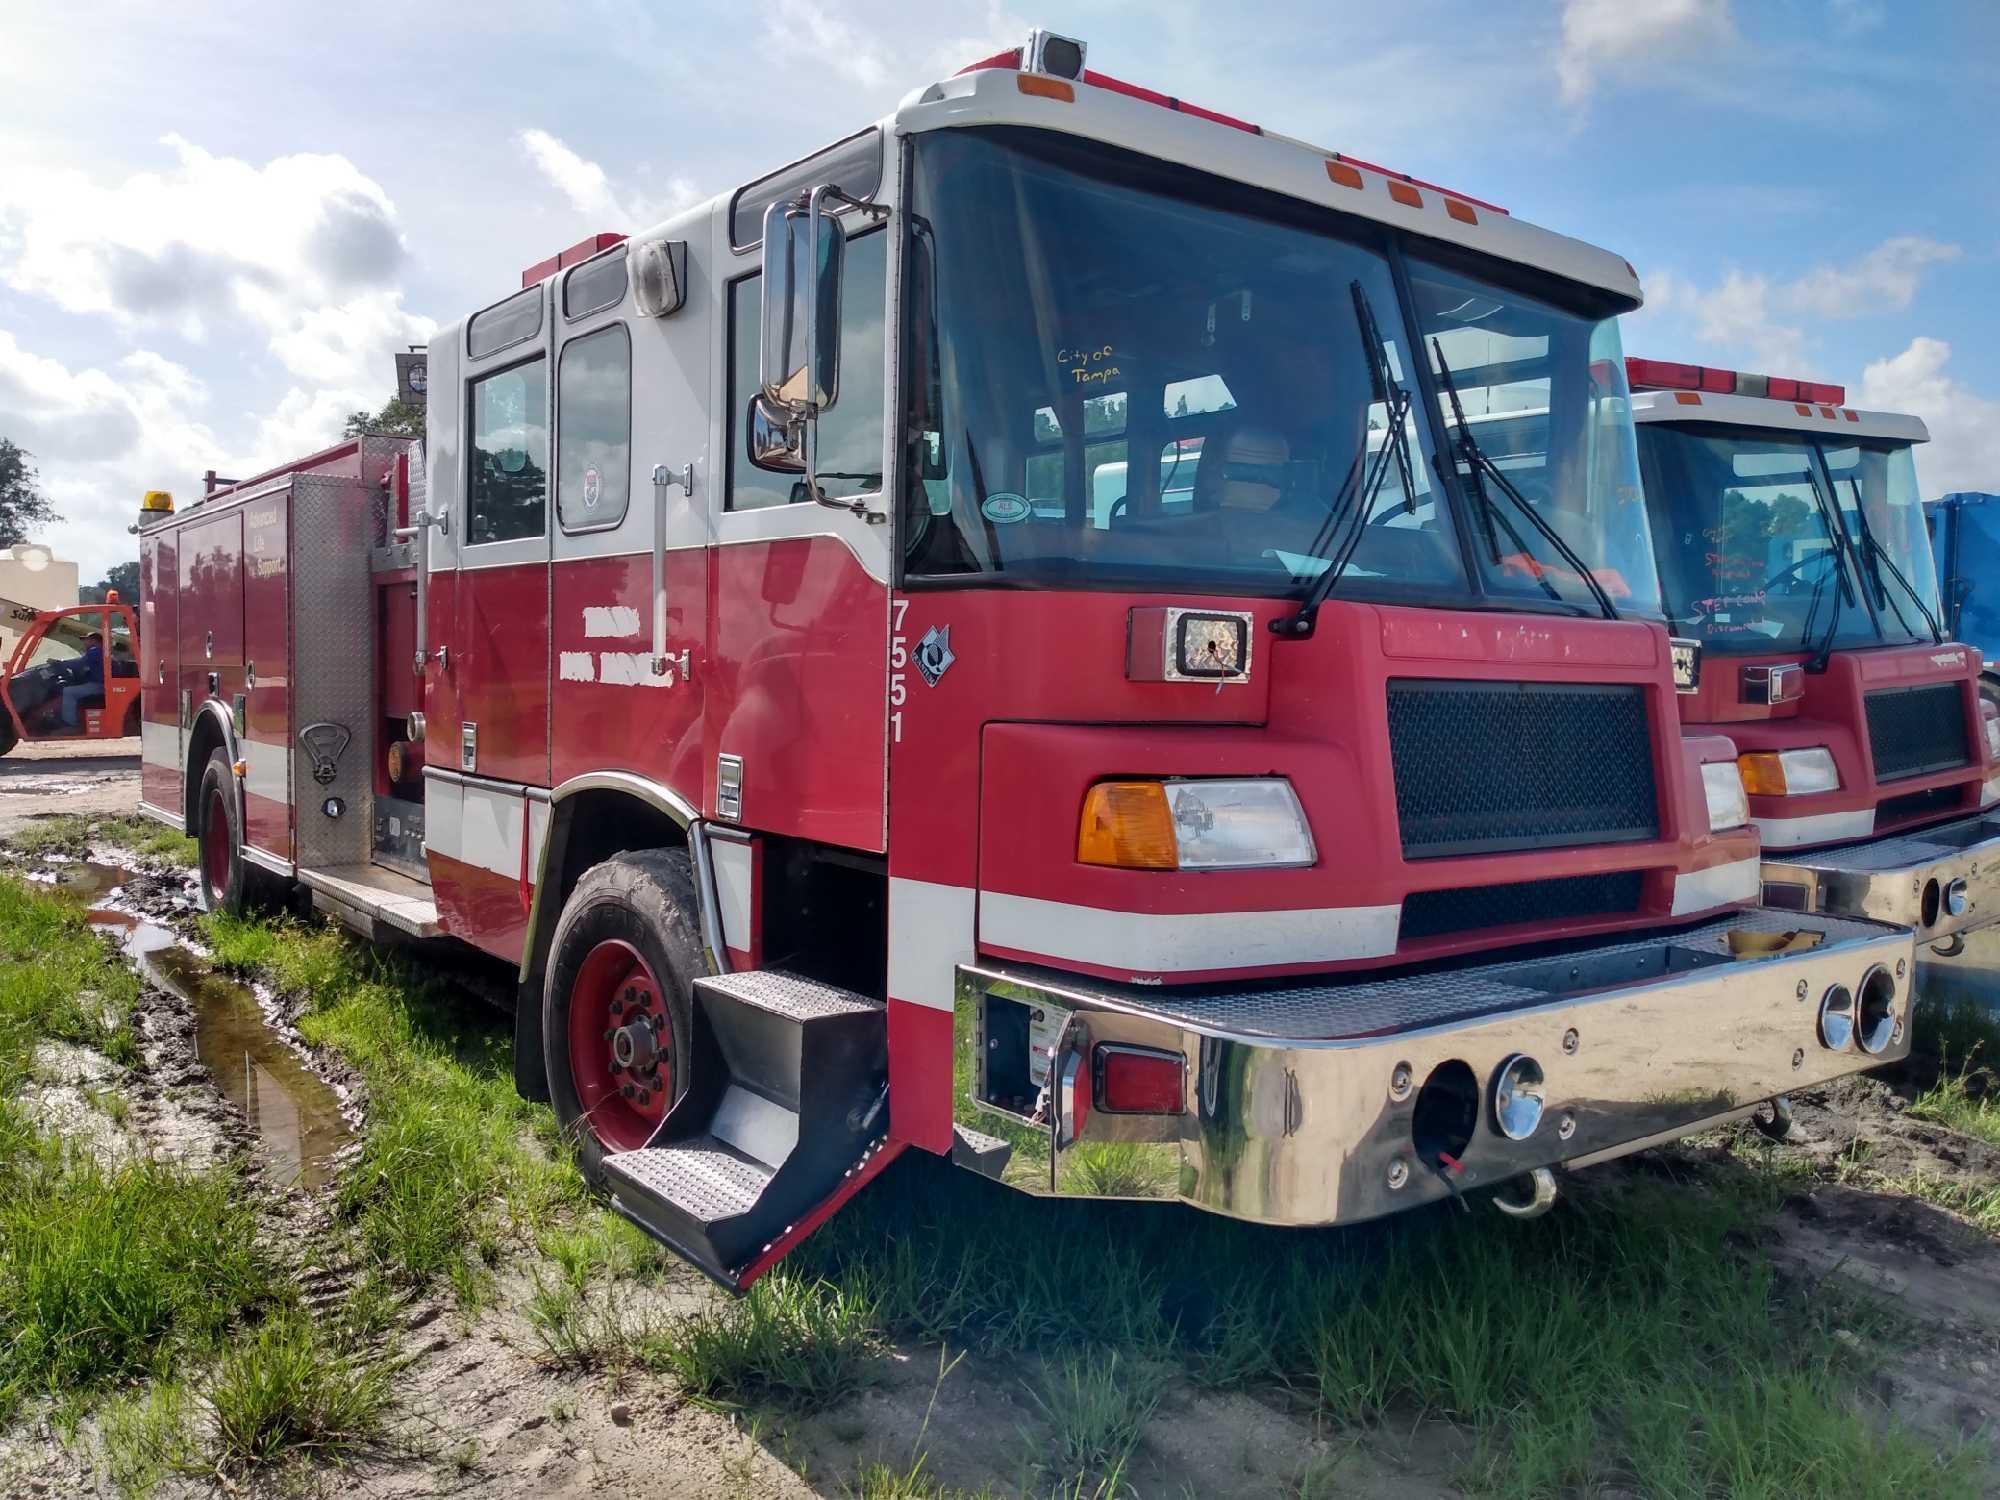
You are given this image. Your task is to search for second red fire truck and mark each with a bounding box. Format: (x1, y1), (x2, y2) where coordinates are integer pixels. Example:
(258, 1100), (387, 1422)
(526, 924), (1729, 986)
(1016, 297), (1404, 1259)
(138, 35), (1916, 1286)
(1625, 358), (2000, 1008)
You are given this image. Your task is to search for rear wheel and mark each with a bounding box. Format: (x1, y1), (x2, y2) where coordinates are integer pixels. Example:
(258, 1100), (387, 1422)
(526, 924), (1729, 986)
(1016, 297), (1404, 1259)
(543, 850), (700, 1187)
(195, 750), (251, 914)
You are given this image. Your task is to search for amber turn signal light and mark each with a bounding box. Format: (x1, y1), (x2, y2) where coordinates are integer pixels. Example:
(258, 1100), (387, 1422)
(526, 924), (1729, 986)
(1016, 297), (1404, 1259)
(1737, 752), (1789, 796)
(1077, 781), (1176, 869)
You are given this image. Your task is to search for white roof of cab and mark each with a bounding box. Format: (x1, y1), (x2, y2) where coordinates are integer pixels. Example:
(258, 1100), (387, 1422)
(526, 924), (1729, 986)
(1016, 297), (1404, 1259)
(1630, 388), (1928, 444)
(891, 66), (1643, 308)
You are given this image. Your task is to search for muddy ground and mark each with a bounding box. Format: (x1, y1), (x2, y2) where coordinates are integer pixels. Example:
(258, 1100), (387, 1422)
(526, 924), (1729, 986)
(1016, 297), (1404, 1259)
(0, 738), (141, 840)
(0, 761), (1997, 1497)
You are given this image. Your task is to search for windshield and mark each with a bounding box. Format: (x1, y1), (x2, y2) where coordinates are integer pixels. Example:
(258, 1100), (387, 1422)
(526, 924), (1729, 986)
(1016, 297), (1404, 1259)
(1820, 442), (1943, 646)
(1636, 423), (1934, 652)
(1411, 260), (1661, 615)
(900, 128), (1645, 611)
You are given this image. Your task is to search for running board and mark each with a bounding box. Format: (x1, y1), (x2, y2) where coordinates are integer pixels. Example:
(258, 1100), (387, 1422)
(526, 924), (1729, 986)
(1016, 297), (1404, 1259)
(602, 970), (887, 1289)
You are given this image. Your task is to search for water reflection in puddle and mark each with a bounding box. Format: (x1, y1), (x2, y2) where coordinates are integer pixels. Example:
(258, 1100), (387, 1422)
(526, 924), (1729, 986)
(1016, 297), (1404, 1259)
(134, 946), (352, 1190)
(56, 869), (354, 1191)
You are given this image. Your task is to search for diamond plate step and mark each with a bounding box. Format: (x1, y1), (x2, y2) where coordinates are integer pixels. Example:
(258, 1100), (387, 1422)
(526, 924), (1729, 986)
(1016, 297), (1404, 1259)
(602, 969), (887, 1289)
(606, 1139), (771, 1229)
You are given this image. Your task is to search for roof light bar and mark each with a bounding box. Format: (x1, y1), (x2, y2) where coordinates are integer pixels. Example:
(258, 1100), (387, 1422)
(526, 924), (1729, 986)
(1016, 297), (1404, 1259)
(955, 45), (1506, 211)
(520, 232), (628, 290)
(1626, 357), (1845, 407)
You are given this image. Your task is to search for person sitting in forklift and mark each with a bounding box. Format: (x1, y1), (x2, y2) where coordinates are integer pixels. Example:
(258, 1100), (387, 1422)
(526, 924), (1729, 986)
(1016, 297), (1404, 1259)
(57, 636), (133, 728)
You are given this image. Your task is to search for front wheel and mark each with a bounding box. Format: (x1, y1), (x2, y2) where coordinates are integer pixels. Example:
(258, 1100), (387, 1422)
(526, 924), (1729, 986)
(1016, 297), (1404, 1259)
(543, 850), (700, 1187)
(195, 750), (251, 914)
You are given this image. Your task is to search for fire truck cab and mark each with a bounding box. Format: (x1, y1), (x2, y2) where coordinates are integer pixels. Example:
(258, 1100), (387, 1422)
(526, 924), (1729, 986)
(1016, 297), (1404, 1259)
(1627, 358), (2000, 1009)
(141, 38), (1915, 1288)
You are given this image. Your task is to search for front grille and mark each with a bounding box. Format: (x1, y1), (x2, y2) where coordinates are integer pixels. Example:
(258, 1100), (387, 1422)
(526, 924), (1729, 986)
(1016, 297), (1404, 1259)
(1400, 871), (1644, 942)
(1866, 683), (1971, 782)
(1876, 784), (1965, 827)
(1387, 680), (1660, 859)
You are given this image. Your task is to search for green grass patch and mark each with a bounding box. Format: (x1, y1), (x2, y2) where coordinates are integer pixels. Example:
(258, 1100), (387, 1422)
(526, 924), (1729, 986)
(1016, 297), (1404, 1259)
(206, 1306), (391, 1467)
(1026, 1348), (1161, 1482)
(0, 1146), (279, 1415)
(99, 1379), (198, 1496)
(0, 876), (281, 1421)
(794, 1150), (1987, 1498)
(203, 908), (588, 1297)
(650, 1271), (880, 1412)
(0, 874), (139, 1082)
(1, 812), (193, 866)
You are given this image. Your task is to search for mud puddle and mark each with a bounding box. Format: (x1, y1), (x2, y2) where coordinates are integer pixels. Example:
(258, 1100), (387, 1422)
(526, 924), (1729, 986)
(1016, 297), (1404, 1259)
(133, 944), (353, 1190)
(37, 858), (355, 1191)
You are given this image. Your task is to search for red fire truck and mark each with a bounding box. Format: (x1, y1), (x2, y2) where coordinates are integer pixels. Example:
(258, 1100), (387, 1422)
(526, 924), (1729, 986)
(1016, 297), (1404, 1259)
(1625, 359), (2000, 1007)
(139, 36), (1916, 1288)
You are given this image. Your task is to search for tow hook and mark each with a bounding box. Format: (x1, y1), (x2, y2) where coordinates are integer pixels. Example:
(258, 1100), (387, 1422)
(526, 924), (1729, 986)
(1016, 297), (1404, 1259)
(1489, 1166), (1558, 1220)
(1753, 1096), (1796, 1143)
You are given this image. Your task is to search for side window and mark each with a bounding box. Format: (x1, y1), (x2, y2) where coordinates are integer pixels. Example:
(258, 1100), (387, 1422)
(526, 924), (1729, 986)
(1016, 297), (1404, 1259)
(727, 227), (888, 511)
(557, 326), (632, 532)
(468, 358), (548, 546)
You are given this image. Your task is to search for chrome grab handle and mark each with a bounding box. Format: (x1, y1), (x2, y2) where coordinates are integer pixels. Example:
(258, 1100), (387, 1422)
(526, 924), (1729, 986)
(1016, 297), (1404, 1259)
(396, 506), (450, 676)
(650, 464), (694, 677)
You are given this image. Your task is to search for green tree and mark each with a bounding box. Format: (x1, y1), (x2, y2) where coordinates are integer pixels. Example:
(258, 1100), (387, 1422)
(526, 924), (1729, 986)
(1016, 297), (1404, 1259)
(342, 398), (426, 440)
(0, 439), (61, 547)
(81, 560), (141, 604)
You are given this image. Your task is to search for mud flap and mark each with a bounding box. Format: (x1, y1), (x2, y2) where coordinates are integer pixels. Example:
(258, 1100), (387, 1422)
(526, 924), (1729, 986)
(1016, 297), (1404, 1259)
(513, 979), (550, 1103)
(601, 970), (887, 1290)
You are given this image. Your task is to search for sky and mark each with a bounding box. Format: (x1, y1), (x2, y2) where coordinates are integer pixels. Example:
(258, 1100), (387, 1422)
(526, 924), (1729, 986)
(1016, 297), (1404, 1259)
(2, 0), (1996, 581)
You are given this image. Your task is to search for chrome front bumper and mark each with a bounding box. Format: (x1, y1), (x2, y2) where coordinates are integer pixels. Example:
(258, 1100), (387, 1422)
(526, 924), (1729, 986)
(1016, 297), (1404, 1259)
(952, 910), (1913, 1227)
(1760, 811), (2000, 943)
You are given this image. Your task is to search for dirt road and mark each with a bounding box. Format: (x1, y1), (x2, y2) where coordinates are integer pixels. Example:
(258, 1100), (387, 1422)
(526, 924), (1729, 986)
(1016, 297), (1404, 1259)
(0, 760), (1995, 1498)
(0, 736), (141, 838)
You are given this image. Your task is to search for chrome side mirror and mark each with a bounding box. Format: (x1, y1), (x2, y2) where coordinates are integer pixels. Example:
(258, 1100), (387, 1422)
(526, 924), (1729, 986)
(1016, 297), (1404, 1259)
(747, 395), (805, 473)
(759, 193), (845, 415)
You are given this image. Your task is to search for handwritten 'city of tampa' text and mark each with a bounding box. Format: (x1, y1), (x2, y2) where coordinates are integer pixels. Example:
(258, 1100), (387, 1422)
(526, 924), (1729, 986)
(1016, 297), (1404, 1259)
(1060, 344), (1120, 386)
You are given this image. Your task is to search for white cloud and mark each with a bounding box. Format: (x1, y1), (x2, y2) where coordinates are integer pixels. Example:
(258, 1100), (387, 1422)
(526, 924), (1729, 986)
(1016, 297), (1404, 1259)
(1783, 236), (1961, 319)
(1634, 236), (1961, 378)
(1557, 0), (1734, 103)
(1857, 338), (2000, 498)
(758, 0), (1026, 101)
(0, 134), (433, 403)
(516, 128), (703, 233)
(0, 332), (227, 579)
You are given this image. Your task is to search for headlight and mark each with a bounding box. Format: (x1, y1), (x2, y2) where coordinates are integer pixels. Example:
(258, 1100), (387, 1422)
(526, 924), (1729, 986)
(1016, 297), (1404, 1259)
(1701, 761), (1749, 833)
(1738, 747), (1840, 797)
(1981, 699), (2000, 761)
(1078, 778), (1316, 870)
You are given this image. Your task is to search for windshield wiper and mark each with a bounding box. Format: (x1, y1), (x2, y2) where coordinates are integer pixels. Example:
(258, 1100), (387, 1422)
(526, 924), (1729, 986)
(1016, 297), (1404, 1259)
(1430, 340), (1619, 622)
(1842, 489), (1943, 644)
(1275, 282), (1420, 638)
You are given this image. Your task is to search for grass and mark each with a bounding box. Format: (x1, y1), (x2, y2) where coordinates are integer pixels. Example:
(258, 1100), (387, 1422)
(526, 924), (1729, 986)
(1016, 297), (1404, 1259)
(1025, 1349), (1161, 1480)
(793, 1148), (1987, 1498)
(1908, 998), (2000, 1149)
(0, 1148), (278, 1413)
(99, 1380), (197, 1496)
(652, 1271), (882, 1412)
(203, 908), (589, 1298)
(3, 812), (194, 866)
(206, 1307), (391, 1467)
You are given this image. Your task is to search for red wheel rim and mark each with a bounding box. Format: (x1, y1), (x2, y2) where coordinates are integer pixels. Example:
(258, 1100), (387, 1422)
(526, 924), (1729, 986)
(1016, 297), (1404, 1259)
(201, 787), (231, 899)
(567, 939), (674, 1152)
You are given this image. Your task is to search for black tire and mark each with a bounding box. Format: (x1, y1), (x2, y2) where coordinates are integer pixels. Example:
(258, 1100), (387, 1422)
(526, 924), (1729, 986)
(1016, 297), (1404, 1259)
(0, 714), (15, 757)
(543, 849), (700, 1188)
(194, 749), (252, 915)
